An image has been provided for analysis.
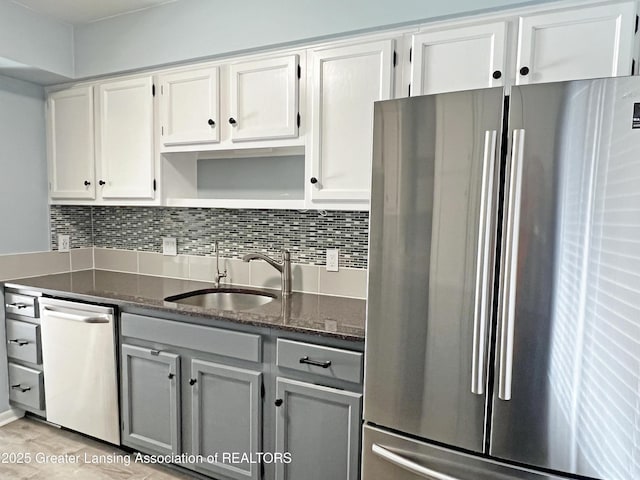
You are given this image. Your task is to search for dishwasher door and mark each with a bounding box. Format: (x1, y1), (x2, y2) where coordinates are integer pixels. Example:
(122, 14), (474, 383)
(39, 297), (120, 445)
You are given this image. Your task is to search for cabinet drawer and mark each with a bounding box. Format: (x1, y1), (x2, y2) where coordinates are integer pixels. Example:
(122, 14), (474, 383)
(121, 313), (262, 363)
(276, 339), (363, 384)
(8, 363), (44, 411)
(6, 319), (41, 364)
(5, 293), (38, 318)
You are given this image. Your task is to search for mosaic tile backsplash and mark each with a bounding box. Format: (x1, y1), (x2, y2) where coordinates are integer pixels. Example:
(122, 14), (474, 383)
(50, 206), (369, 269)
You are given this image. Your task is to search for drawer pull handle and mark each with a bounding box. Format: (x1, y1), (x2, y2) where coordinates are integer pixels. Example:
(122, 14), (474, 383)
(299, 356), (332, 368)
(274, 399), (283, 407)
(168, 373), (175, 379)
(11, 384), (31, 393)
(189, 378), (197, 386)
(6, 303), (28, 310)
(8, 339), (30, 346)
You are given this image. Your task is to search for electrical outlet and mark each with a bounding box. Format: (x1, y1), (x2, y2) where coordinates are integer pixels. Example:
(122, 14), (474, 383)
(326, 249), (339, 272)
(58, 234), (70, 252)
(162, 237), (177, 256)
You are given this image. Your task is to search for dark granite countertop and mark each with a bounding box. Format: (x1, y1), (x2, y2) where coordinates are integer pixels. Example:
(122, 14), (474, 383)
(3, 270), (365, 341)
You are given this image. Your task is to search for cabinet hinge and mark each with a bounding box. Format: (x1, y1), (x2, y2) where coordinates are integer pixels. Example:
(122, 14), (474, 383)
(635, 14), (638, 33)
(297, 113), (301, 128)
(393, 50), (397, 67)
(297, 64), (301, 79)
(153, 179), (157, 191)
(409, 47), (412, 63)
(152, 84), (156, 96)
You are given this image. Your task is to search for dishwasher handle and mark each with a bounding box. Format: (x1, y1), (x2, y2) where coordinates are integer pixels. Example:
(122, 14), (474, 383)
(43, 306), (110, 324)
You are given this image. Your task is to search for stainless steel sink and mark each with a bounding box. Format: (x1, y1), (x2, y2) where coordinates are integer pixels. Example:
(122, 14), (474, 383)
(164, 288), (277, 311)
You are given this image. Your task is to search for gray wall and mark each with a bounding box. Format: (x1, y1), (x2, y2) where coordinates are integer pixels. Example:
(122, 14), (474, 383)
(0, 75), (49, 255)
(73, 0), (557, 78)
(0, 0), (74, 80)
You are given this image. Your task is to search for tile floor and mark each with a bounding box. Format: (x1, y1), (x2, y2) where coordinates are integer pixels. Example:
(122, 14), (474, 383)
(0, 417), (194, 479)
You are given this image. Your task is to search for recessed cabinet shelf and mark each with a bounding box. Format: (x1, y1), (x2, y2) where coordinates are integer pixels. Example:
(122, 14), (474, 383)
(162, 148), (306, 210)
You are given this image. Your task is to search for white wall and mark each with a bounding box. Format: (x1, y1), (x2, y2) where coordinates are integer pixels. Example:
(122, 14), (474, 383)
(73, 0), (557, 78)
(0, 75), (49, 255)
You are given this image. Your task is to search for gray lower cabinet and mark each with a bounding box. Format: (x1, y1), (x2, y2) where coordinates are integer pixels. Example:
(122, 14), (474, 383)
(121, 344), (181, 455)
(274, 377), (362, 480)
(191, 359), (262, 480)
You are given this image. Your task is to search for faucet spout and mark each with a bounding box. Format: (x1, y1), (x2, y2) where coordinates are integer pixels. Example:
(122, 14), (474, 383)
(242, 250), (292, 296)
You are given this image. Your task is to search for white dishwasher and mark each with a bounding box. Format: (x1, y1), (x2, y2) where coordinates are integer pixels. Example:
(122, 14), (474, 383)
(39, 297), (120, 445)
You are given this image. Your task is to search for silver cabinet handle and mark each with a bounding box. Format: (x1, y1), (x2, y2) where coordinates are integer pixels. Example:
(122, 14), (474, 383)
(6, 303), (28, 309)
(11, 384), (31, 393)
(372, 444), (461, 480)
(471, 130), (498, 395)
(43, 306), (110, 324)
(498, 129), (526, 401)
(8, 339), (30, 346)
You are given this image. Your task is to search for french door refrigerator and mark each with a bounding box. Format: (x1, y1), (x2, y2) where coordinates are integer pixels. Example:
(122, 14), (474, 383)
(363, 77), (640, 480)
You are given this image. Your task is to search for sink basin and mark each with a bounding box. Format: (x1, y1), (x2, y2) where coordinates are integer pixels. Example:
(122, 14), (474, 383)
(164, 288), (277, 311)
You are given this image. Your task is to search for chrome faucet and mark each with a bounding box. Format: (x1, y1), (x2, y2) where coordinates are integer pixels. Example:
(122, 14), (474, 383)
(214, 241), (227, 287)
(242, 249), (292, 296)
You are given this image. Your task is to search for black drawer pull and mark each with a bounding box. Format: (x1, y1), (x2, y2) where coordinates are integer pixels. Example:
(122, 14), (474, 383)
(11, 384), (31, 393)
(168, 373), (175, 379)
(274, 399), (283, 407)
(6, 303), (28, 310)
(8, 339), (29, 346)
(189, 378), (197, 386)
(299, 356), (332, 368)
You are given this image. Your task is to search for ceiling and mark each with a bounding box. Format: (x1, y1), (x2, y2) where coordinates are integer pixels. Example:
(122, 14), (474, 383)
(12, 0), (178, 24)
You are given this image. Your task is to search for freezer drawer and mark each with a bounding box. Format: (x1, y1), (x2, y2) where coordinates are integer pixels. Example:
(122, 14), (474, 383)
(362, 425), (568, 480)
(8, 363), (44, 411)
(6, 319), (41, 364)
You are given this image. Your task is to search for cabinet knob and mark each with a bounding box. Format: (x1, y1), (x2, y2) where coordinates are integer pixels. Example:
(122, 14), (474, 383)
(189, 378), (197, 386)
(274, 399), (283, 407)
(519, 66), (530, 76)
(99, 180), (106, 186)
(492, 70), (502, 80)
(228, 117), (237, 125)
(84, 180), (91, 186)
(208, 119), (216, 126)
(168, 373), (175, 379)
(310, 177), (318, 185)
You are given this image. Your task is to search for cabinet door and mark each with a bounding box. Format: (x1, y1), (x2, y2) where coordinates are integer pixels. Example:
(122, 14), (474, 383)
(516, 2), (636, 85)
(191, 359), (262, 480)
(229, 55), (299, 141)
(159, 67), (220, 146)
(47, 87), (95, 199)
(275, 377), (362, 480)
(309, 40), (394, 203)
(411, 22), (507, 96)
(121, 344), (181, 455)
(96, 77), (155, 199)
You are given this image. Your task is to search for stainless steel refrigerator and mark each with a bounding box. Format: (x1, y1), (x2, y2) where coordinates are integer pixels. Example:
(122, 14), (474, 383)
(363, 77), (640, 480)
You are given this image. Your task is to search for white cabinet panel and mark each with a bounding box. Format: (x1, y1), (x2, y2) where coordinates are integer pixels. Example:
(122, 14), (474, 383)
(309, 40), (394, 204)
(97, 77), (155, 199)
(160, 67), (220, 146)
(47, 87), (95, 199)
(230, 55), (299, 141)
(516, 2), (636, 85)
(411, 22), (507, 96)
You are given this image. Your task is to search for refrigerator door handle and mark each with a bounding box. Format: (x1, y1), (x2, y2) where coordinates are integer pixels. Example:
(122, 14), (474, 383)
(498, 128), (526, 401)
(471, 130), (498, 396)
(372, 444), (462, 480)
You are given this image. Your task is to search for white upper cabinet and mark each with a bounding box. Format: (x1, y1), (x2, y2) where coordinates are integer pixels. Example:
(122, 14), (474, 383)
(96, 76), (155, 199)
(308, 39), (395, 206)
(47, 86), (95, 200)
(516, 2), (637, 85)
(411, 22), (507, 96)
(229, 55), (299, 141)
(159, 67), (220, 146)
